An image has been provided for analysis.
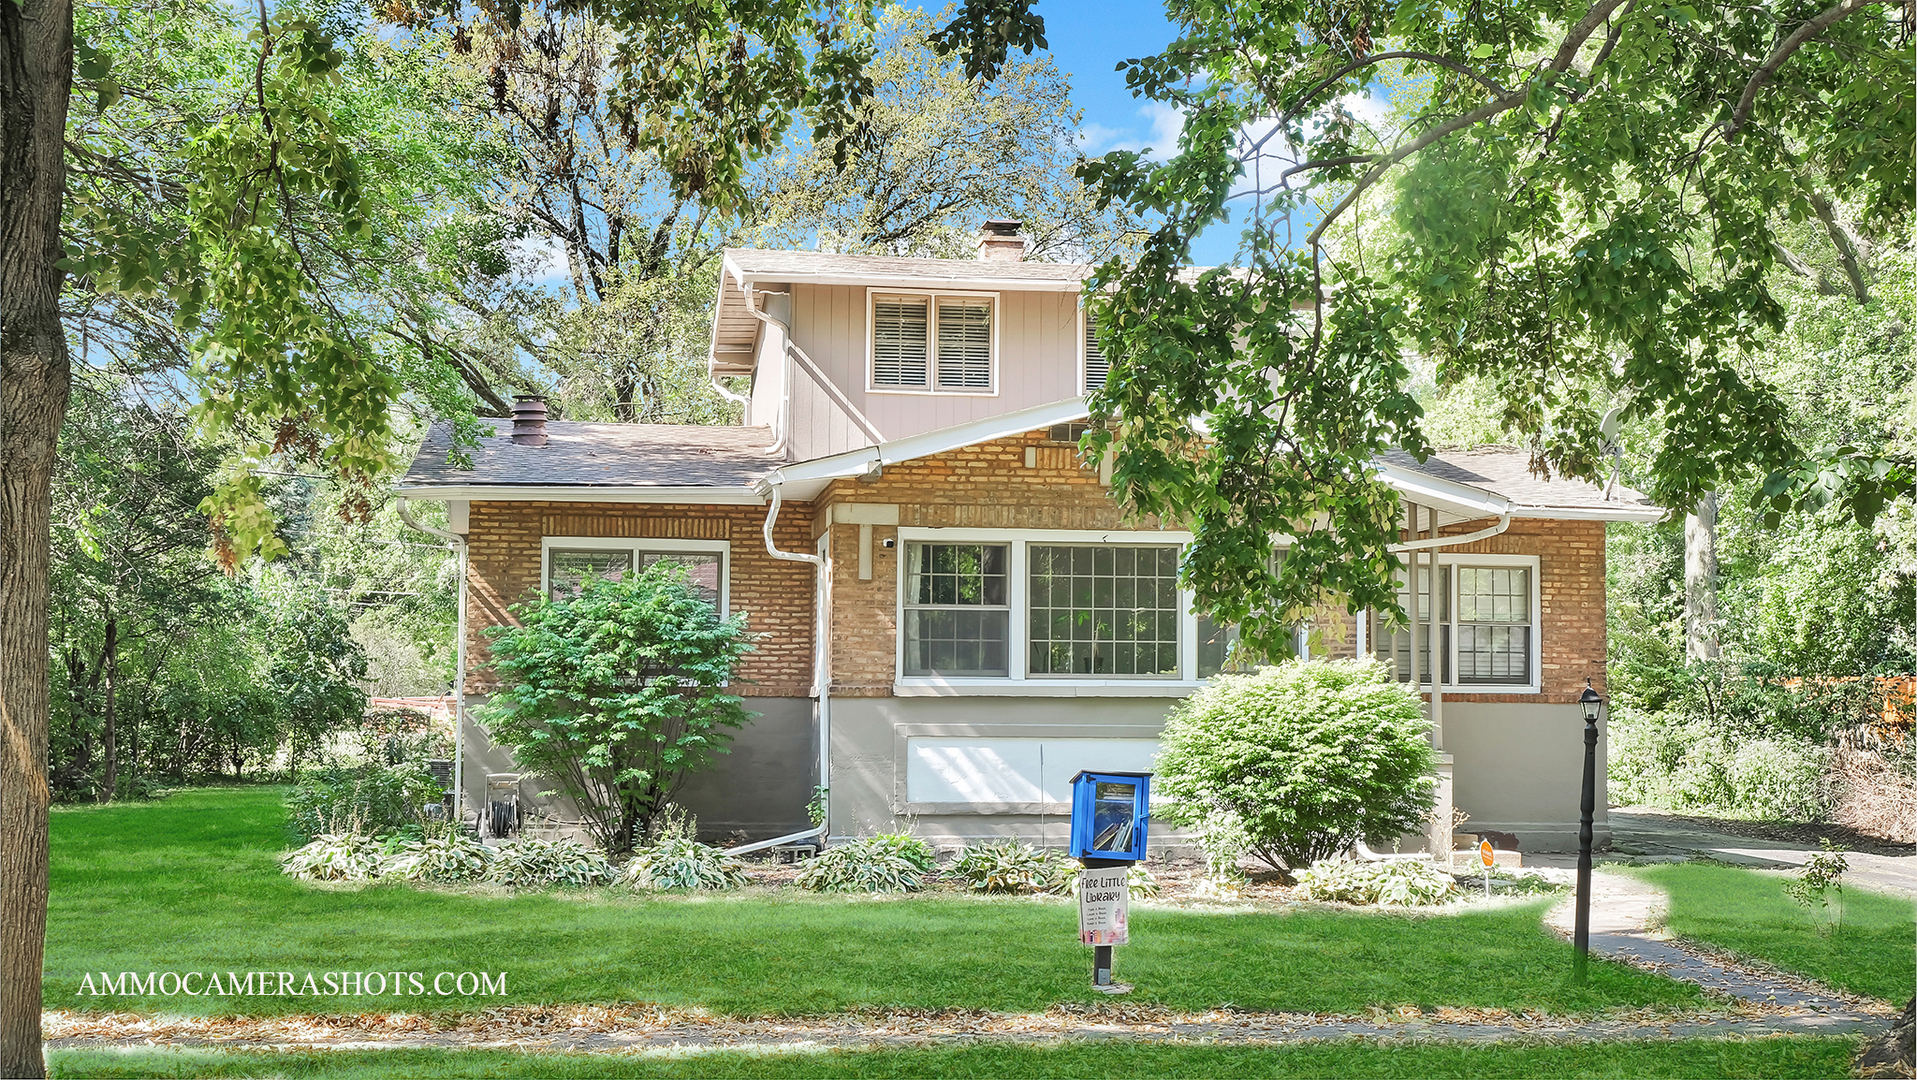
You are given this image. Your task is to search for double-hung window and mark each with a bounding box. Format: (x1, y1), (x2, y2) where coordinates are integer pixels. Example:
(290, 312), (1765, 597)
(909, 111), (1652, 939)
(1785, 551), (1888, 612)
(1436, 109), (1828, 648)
(902, 543), (1010, 676)
(1369, 557), (1536, 689)
(869, 291), (995, 392)
(544, 539), (727, 611)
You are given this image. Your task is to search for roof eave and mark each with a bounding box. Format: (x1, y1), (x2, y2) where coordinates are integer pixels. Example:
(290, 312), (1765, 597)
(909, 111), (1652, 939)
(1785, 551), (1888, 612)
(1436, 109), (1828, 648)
(395, 484), (767, 505)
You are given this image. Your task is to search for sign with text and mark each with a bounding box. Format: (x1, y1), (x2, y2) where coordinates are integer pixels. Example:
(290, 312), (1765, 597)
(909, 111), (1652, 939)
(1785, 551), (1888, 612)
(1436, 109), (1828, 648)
(1078, 867), (1131, 946)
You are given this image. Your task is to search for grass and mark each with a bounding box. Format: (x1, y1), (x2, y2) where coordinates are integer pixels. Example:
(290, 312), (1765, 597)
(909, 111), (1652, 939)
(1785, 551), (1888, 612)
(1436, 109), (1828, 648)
(47, 787), (1703, 1018)
(46, 1038), (1862, 1079)
(1622, 862), (1916, 1003)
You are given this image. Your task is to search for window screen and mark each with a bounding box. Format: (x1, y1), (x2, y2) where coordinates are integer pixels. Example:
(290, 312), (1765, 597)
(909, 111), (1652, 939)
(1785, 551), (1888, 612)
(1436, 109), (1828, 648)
(1373, 564), (1450, 685)
(935, 298), (992, 389)
(548, 549), (631, 599)
(1028, 546), (1181, 676)
(1456, 566), (1530, 684)
(1082, 309), (1108, 392)
(637, 551), (721, 606)
(902, 543), (1010, 676)
(872, 296), (929, 386)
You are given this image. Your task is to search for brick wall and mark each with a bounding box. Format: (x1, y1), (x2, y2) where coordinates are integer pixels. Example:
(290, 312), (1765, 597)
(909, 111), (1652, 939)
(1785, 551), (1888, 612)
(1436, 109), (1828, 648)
(817, 428), (1162, 694)
(463, 500), (815, 697)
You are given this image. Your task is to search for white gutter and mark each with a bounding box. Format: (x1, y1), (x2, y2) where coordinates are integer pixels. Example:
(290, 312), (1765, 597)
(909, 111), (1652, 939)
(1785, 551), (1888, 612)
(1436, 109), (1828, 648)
(396, 497), (468, 826)
(755, 475), (831, 848)
(1389, 514), (1513, 552)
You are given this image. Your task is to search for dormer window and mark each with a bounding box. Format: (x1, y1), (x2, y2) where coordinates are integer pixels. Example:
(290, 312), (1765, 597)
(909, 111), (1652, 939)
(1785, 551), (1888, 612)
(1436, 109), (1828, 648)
(869, 290), (996, 393)
(1082, 308), (1108, 393)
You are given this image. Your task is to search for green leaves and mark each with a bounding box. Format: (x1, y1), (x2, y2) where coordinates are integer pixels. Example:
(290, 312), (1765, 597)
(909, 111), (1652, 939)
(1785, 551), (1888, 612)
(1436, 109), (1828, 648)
(480, 563), (754, 853)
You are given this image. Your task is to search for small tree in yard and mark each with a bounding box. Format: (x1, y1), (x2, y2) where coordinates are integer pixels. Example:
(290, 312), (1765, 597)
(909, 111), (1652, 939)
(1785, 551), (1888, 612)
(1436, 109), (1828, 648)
(1156, 658), (1436, 880)
(480, 564), (752, 853)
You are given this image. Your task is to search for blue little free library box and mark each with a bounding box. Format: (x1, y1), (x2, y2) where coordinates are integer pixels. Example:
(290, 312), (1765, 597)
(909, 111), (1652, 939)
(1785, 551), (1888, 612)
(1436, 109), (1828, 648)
(1068, 770), (1151, 862)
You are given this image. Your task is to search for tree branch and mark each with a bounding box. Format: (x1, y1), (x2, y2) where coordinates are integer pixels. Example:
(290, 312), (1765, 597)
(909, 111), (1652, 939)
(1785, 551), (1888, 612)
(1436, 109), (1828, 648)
(1723, 0), (1883, 139)
(1306, 0), (1630, 250)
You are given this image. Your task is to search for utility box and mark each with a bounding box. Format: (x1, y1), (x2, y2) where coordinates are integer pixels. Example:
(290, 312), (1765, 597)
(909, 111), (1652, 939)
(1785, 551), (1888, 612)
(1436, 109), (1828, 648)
(1068, 770), (1151, 863)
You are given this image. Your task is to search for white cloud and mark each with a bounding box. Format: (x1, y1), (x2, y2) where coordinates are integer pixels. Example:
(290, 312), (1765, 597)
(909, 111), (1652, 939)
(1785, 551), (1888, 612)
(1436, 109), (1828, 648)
(1078, 102), (1186, 160)
(511, 234), (571, 283)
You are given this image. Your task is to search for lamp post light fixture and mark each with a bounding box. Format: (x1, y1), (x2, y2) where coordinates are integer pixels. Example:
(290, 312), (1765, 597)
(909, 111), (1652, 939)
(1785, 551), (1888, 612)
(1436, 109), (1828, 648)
(1573, 679), (1604, 985)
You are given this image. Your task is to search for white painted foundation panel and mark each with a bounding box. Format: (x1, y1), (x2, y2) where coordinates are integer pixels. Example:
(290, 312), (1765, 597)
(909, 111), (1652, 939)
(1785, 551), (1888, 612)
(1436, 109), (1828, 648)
(905, 738), (1161, 804)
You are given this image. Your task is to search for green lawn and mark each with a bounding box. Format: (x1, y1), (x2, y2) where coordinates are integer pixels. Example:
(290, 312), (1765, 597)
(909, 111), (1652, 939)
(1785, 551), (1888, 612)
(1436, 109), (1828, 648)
(46, 1038), (1860, 1079)
(1623, 862), (1916, 1003)
(48, 787), (1702, 1018)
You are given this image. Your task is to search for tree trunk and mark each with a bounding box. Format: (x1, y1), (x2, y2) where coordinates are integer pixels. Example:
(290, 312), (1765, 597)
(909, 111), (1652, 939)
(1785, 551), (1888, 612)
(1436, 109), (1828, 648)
(0, 0), (74, 1072)
(1685, 491), (1720, 662)
(100, 616), (116, 802)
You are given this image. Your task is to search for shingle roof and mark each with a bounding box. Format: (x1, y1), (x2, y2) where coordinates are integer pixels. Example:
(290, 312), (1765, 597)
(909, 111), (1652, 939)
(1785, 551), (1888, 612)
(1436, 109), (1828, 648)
(723, 248), (1092, 286)
(400, 419), (778, 489)
(1378, 448), (1654, 513)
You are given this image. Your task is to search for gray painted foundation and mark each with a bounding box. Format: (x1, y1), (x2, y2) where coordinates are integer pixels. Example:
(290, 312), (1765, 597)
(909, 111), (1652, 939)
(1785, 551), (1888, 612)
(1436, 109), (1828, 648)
(458, 697), (816, 843)
(828, 696), (1609, 855)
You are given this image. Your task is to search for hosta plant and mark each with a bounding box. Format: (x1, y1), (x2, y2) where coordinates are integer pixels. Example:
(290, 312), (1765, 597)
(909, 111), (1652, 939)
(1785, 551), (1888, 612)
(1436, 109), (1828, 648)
(794, 834), (934, 894)
(950, 840), (1070, 894)
(484, 837), (616, 888)
(618, 837), (749, 891)
(281, 833), (388, 882)
(1294, 858), (1457, 907)
(388, 831), (494, 883)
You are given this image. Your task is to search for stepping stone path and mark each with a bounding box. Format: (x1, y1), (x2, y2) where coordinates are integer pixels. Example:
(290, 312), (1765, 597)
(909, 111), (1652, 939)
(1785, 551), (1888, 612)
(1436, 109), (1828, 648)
(47, 870), (1895, 1054)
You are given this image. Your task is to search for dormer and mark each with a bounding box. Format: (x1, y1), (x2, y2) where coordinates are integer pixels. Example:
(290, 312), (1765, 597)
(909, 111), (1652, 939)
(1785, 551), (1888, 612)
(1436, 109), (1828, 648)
(708, 225), (1102, 462)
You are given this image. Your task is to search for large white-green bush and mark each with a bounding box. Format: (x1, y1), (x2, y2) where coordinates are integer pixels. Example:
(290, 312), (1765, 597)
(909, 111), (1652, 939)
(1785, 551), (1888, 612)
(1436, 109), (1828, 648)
(1294, 857), (1457, 907)
(794, 833), (936, 893)
(1156, 658), (1436, 876)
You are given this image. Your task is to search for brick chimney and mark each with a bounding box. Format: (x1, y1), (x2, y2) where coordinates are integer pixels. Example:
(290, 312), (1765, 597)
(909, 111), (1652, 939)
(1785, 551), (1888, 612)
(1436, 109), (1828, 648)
(511, 395), (549, 447)
(975, 219), (1026, 262)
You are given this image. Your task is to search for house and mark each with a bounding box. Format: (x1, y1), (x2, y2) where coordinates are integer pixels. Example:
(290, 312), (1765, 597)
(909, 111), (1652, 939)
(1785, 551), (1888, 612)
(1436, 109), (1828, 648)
(397, 221), (1662, 855)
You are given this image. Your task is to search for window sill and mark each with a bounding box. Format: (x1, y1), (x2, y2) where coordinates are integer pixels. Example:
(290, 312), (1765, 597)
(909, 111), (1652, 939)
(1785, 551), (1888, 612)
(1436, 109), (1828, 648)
(892, 680), (1202, 698)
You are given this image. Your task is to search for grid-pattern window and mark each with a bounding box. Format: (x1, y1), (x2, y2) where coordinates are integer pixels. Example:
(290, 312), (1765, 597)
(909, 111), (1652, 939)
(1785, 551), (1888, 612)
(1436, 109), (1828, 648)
(1373, 564), (1450, 685)
(1082, 309), (1108, 392)
(902, 543), (1011, 676)
(1029, 546), (1181, 676)
(935, 298), (992, 389)
(1456, 566), (1530, 685)
(548, 549), (631, 599)
(872, 296), (930, 387)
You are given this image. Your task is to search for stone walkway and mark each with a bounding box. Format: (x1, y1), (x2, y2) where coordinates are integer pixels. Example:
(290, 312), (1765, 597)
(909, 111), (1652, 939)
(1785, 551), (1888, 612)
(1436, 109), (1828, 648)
(47, 870), (1894, 1055)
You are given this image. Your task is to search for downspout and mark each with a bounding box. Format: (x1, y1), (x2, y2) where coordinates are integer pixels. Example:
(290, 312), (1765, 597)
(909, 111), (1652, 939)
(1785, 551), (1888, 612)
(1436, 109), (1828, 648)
(397, 496), (468, 825)
(753, 475), (830, 849)
(744, 287), (795, 460)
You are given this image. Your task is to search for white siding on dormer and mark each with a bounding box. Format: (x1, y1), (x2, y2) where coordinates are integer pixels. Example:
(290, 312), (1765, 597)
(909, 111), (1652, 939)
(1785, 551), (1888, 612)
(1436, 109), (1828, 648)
(790, 283), (1080, 449)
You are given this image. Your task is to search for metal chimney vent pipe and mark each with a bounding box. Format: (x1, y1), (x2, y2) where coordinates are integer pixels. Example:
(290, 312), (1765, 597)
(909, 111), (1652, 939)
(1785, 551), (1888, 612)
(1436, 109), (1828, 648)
(511, 395), (549, 446)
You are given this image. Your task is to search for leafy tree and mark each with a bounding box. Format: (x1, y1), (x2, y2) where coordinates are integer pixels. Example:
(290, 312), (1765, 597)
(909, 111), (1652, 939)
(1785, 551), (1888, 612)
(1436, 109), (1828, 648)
(1077, 0), (1914, 654)
(750, 5), (1133, 261)
(1155, 659), (1435, 879)
(480, 564), (754, 853)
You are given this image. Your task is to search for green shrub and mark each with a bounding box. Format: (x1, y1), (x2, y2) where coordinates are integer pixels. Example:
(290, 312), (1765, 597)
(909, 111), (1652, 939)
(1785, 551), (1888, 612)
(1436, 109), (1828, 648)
(1610, 704), (1833, 820)
(484, 837), (616, 888)
(618, 837), (748, 891)
(284, 763), (440, 842)
(281, 833), (388, 882)
(794, 834), (934, 893)
(950, 840), (1070, 894)
(1294, 858), (1457, 906)
(480, 564), (754, 853)
(1155, 658), (1436, 877)
(387, 831), (493, 883)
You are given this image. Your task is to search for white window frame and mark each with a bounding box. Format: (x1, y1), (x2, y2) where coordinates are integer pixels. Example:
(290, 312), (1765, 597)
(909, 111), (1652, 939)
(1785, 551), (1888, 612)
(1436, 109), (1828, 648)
(894, 527), (1203, 694)
(1369, 552), (1541, 695)
(865, 287), (1000, 396)
(540, 536), (733, 615)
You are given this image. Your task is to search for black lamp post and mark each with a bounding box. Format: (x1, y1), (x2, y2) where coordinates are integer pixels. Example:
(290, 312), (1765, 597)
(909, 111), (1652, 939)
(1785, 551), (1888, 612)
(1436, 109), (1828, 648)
(1573, 679), (1604, 985)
